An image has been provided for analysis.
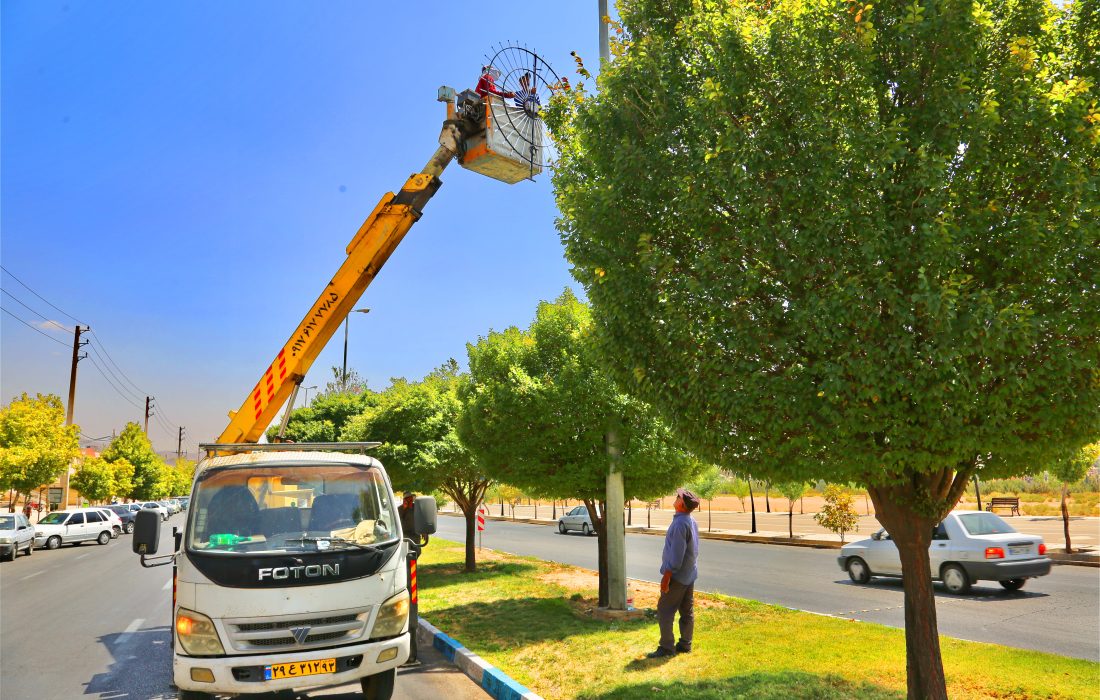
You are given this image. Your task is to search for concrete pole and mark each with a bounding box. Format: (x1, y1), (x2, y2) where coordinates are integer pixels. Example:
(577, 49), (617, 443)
(63, 325), (87, 509)
(598, 0), (627, 612)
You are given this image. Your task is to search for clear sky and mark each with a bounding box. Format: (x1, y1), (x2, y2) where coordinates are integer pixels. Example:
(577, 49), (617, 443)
(2, 1), (609, 459)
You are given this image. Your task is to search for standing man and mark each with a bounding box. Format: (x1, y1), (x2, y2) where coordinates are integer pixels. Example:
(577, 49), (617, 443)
(648, 488), (701, 658)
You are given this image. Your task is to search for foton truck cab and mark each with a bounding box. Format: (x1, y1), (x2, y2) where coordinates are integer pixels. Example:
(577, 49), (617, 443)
(132, 443), (436, 700)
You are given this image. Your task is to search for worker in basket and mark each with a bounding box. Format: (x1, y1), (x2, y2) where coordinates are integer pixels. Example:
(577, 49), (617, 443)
(476, 64), (513, 99)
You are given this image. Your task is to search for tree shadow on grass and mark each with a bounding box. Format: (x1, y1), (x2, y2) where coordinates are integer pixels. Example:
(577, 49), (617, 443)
(579, 671), (902, 700)
(422, 595), (650, 653)
(419, 559), (539, 592)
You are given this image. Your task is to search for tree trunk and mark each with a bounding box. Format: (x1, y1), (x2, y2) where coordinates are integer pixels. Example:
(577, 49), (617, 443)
(765, 482), (771, 513)
(708, 499), (712, 532)
(748, 481), (757, 533)
(463, 505), (478, 572)
(788, 509), (793, 539)
(868, 482), (956, 700)
(585, 499), (609, 607)
(500, 498), (504, 517)
(534, 501), (538, 520)
(973, 475), (983, 512)
(627, 500), (632, 526)
(1061, 484), (1072, 554)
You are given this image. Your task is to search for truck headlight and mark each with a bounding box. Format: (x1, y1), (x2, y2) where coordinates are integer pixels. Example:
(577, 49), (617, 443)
(176, 608), (225, 656)
(370, 590), (409, 639)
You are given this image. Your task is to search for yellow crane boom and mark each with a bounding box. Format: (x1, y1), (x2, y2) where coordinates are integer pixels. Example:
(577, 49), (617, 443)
(216, 116), (464, 445)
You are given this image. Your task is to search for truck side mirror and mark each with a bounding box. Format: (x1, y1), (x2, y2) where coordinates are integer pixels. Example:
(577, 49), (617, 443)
(132, 509), (161, 555)
(413, 496), (437, 536)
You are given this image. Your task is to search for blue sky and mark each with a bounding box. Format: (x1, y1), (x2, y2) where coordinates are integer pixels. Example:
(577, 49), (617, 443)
(2, 1), (610, 458)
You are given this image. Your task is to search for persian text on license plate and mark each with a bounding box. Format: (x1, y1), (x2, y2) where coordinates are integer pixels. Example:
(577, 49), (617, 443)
(264, 658), (336, 680)
(1008, 546), (1029, 555)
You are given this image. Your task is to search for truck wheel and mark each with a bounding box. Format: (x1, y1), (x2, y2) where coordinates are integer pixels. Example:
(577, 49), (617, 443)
(999, 578), (1026, 591)
(178, 690), (214, 700)
(941, 564), (971, 594)
(97, 531), (111, 545)
(47, 536), (61, 550)
(361, 668), (396, 700)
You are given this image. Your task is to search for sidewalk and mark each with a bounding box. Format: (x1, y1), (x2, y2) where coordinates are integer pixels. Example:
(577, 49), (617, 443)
(444, 505), (1100, 567)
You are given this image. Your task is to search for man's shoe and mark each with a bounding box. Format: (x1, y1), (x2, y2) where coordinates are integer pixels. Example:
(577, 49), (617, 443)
(646, 647), (676, 658)
(674, 643), (692, 653)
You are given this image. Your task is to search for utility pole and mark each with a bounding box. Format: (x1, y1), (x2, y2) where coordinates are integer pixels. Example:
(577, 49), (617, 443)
(144, 396), (154, 435)
(597, 0), (627, 612)
(63, 325), (90, 509)
(177, 426), (186, 461)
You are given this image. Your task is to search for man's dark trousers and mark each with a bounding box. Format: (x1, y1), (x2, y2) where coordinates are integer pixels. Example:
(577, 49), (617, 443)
(657, 579), (694, 652)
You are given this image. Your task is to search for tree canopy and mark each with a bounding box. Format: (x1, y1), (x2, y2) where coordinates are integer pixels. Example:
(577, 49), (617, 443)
(0, 393), (80, 502)
(101, 423), (165, 501)
(546, 0), (1097, 695)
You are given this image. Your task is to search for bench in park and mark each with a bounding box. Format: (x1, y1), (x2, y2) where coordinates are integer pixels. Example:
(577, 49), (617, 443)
(987, 497), (1021, 516)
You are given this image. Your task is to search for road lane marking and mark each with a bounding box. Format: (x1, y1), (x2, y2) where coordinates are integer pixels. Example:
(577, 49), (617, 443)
(114, 618), (145, 647)
(76, 552), (93, 560)
(19, 570), (43, 581)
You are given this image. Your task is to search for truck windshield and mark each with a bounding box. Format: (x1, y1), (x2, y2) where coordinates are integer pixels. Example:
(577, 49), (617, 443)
(187, 463), (398, 555)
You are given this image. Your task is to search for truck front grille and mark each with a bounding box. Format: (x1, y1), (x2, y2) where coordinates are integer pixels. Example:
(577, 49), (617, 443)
(225, 608), (371, 653)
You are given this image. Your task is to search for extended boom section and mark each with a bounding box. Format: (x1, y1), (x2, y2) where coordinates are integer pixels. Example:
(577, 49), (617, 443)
(217, 125), (461, 444)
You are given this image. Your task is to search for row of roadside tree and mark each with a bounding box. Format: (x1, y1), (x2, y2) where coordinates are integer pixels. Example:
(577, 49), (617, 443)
(0, 393), (194, 510)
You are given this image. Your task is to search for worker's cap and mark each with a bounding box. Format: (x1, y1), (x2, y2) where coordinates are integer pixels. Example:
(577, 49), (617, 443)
(676, 488), (701, 512)
(402, 492), (416, 500)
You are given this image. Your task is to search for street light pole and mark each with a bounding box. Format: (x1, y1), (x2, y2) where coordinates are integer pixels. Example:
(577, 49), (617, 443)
(302, 385), (318, 406)
(342, 308), (370, 391)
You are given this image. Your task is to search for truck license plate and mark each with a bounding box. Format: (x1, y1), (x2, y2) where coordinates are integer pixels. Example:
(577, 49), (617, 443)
(264, 658), (336, 680)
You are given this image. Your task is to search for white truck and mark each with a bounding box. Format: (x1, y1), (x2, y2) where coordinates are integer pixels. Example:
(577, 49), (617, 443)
(132, 443), (436, 700)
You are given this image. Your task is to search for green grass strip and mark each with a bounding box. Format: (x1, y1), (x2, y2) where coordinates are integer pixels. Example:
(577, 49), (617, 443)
(417, 538), (1098, 699)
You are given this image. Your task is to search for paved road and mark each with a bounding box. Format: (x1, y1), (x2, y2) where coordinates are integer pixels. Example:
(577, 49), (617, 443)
(436, 514), (1100, 661)
(0, 518), (487, 700)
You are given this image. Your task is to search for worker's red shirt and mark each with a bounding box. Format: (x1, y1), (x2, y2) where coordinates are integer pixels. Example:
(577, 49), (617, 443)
(476, 74), (509, 98)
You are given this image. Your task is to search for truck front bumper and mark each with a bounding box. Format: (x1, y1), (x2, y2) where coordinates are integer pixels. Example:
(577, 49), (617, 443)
(174, 632), (410, 694)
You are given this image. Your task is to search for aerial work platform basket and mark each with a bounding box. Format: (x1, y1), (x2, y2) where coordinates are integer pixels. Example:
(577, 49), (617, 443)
(458, 94), (543, 184)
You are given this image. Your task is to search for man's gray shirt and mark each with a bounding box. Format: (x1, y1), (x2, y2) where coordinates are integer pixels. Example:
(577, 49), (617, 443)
(660, 511), (699, 585)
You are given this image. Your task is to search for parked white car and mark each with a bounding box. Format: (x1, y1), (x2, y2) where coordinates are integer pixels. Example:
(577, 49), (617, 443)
(557, 505), (596, 536)
(0, 513), (35, 560)
(837, 510), (1051, 594)
(34, 510), (115, 549)
(93, 507), (124, 538)
(141, 502), (170, 521)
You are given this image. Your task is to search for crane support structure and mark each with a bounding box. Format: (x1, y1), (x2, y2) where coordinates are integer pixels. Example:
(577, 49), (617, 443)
(216, 122), (463, 445)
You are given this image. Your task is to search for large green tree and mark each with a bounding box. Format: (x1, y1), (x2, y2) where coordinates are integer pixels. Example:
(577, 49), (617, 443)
(0, 393), (80, 509)
(343, 361), (490, 572)
(268, 385), (377, 443)
(1050, 440), (1100, 552)
(70, 456), (116, 504)
(460, 290), (698, 605)
(547, 0), (1098, 696)
(102, 423), (165, 501)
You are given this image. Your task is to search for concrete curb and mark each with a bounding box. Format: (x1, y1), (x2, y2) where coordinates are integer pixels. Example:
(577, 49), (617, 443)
(440, 511), (1100, 567)
(418, 618), (543, 700)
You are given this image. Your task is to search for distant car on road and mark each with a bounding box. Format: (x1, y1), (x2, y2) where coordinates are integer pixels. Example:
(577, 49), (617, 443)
(557, 505), (596, 536)
(159, 499), (181, 515)
(34, 510), (114, 549)
(0, 513), (35, 560)
(837, 510), (1051, 594)
(106, 504), (137, 534)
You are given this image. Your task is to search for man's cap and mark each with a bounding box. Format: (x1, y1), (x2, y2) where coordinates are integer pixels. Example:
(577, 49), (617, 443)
(676, 488), (701, 512)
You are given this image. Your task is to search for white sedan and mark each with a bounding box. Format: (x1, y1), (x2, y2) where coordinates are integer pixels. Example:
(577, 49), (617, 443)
(837, 510), (1051, 594)
(557, 505), (596, 536)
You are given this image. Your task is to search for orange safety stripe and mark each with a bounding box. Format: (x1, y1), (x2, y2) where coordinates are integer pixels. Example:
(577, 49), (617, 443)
(410, 559), (418, 603)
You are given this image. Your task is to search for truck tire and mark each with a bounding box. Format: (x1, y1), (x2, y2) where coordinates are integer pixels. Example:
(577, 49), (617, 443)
(178, 690), (213, 700)
(361, 668), (395, 700)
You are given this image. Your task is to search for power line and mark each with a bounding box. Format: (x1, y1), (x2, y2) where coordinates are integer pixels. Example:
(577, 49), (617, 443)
(87, 332), (150, 398)
(1, 307), (71, 348)
(85, 353), (144, 411)
(87, 341), (144, 403)
(0, 289), (71, 333)
(0, 266), (88, 326)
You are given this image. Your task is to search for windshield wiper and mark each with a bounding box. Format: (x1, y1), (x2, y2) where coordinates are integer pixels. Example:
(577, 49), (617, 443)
(284, 536), (383, 553)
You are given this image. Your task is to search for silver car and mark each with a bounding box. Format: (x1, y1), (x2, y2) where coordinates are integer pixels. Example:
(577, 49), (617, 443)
(0, 513), (35, 560)
(837, 510), (1051, 594)
(557, 505), (596, 536)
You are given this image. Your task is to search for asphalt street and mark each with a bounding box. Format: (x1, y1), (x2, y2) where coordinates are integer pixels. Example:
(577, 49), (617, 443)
(0, 518), (488, 700)
(435, 514), (1100, 661)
